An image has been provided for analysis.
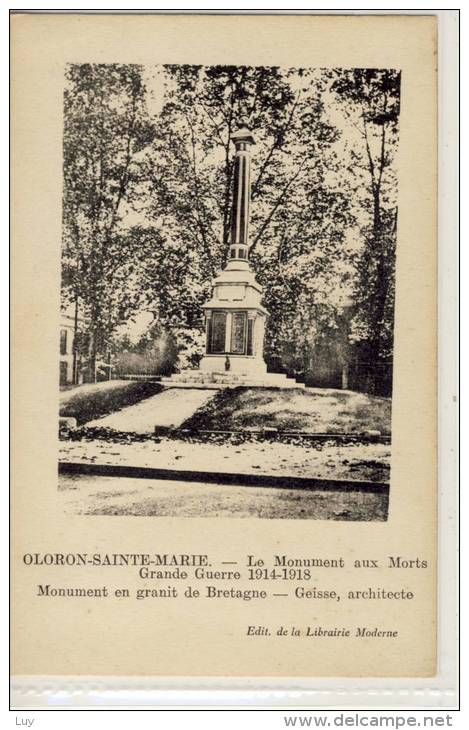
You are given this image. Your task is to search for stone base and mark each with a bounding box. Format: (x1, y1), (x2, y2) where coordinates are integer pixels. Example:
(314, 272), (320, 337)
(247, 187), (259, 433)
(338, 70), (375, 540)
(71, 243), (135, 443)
(199, 355), (267, 375)
(161, 370), (305, 390)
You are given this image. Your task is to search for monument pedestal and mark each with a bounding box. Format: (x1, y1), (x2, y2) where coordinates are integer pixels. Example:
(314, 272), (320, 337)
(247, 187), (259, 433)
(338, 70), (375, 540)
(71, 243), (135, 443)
(199, 258), (268, 377)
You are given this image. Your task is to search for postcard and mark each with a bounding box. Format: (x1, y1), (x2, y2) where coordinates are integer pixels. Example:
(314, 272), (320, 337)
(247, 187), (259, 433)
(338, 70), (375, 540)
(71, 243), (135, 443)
(11, 13), (437, 681)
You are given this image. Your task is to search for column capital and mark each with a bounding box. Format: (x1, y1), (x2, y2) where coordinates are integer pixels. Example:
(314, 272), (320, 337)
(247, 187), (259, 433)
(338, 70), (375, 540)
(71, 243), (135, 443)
(231, 127), (255, 148)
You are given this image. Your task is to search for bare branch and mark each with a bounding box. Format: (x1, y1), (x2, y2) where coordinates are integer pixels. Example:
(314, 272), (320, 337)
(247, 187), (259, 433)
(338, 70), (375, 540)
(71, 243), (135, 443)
(250, 156), (308, 254)
(184, 111), (216, 276)
(251, 90), (302, 201)
(376, 93), (388, 192)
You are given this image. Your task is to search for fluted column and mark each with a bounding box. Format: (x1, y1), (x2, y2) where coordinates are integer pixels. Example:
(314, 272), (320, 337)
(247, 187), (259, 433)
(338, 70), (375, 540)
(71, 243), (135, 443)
(228, 127), (255, 267)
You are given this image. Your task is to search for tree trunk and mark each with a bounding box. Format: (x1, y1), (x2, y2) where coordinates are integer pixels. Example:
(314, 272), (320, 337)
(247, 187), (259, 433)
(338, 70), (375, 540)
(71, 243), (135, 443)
(72, 294), (79, 385)
(341, 363), (349, 390)
(88, 330), (97, 383)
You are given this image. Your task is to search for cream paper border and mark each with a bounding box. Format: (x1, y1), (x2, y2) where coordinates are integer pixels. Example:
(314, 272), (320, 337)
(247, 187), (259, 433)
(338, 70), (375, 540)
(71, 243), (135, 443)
(11, 13), (437, 679)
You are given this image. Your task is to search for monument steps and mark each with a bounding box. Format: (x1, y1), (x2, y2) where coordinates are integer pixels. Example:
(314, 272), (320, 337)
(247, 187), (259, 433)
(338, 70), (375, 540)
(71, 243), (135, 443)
(160, 370), (305, 390)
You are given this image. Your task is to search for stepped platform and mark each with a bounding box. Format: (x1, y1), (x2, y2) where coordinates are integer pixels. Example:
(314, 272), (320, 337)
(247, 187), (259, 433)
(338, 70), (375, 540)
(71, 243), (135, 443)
(160, 370), (305, 390)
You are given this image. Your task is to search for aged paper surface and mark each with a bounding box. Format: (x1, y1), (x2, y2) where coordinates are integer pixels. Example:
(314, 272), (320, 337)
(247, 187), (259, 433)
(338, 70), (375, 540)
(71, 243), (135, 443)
(11, 14), (437, 677)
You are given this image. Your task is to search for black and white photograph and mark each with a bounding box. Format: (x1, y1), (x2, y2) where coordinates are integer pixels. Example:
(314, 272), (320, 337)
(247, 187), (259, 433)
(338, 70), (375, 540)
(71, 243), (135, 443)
(58, 63), (400, 521)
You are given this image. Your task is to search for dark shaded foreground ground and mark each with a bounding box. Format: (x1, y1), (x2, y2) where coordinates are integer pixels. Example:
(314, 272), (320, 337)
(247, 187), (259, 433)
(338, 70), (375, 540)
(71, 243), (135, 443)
(59, 474), (388, 521)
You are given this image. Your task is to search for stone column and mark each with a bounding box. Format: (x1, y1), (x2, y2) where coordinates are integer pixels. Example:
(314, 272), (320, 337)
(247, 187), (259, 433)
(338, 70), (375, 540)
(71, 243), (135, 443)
(224, 312), (233, 353)
(256, 317), (265, 360)
(228, 127), (255, 266)
(205, 312), (212, 353)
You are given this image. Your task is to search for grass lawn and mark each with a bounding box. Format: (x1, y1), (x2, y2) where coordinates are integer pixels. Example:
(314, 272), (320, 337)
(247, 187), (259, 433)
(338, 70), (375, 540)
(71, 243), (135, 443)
(182, 386), (391, 435)
(59, 380), (163, 426)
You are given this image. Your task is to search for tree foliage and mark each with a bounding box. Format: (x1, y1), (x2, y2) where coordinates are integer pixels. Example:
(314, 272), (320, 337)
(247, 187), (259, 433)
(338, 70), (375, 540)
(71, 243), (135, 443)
(62, 63), (156, 377)
(332, 69), (400, 388)
(61, 63), (400, 392)
(140, 65), (355, 370)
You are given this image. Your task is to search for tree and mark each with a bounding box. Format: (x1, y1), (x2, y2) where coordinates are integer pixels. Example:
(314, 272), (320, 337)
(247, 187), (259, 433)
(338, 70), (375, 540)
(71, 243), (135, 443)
(62, 63), (156, 381)
(61, 64), (400, 391)
(332, 69), (401, 392)
(140, 65), (353, 370)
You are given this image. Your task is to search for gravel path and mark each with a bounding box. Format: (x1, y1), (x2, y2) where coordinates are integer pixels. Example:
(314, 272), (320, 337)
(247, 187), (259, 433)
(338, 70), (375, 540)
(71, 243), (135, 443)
(59, 437), (390, 483)
(85, 388), (217, 432)
(59, 474), (388, 520)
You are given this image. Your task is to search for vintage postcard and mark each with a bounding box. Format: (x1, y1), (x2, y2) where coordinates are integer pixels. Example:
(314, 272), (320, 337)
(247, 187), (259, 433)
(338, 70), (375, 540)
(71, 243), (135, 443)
(11, 13), (437, 681)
